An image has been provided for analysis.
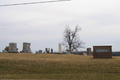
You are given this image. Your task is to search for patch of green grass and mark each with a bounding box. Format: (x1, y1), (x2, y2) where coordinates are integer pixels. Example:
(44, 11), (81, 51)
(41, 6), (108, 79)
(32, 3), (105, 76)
(0, 53), (120, 80)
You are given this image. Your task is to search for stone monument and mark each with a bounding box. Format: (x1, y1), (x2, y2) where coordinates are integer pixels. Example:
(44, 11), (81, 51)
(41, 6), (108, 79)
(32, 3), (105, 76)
(8, 43), (18, 53)
(93, 45), (112, 58)
(45, 48), (50, 53)
(21, 42), (32, 53)
(51, 48), (53, 53)
(39, 50), (42, 53)
(47, 48), (50, 53)
(45, 48), (47, 53)
(87, 48), (91, 55)
(58, 43), (62, 53)
(36, 51), (39, 54)
(36, 50), (42, 54)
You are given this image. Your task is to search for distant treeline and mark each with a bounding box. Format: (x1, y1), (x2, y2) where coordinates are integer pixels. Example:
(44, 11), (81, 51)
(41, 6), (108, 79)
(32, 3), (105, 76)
(54, 51), (120, 56)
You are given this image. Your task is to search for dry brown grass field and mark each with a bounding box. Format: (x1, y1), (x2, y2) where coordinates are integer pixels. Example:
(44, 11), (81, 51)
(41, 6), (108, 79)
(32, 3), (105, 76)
(0, 53), (120, 80)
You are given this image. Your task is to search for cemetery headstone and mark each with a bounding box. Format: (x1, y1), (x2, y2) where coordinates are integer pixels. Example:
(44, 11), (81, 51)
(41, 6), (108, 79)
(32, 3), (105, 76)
(36, 51), (39, 54)
(39, 50), (42, 53)
(21, 42), (32, 53)
(87, 48), (92, 55)
(36, 50), (42, 54)
(58, 43), (62, 53)
(45, 48), (50, 53)
(51, 48), (53, 53)
(47, 48), (50, 53)
(8, 43), (18, 53)
(45, 48), (47, 53)
(93, 46), (112, 58)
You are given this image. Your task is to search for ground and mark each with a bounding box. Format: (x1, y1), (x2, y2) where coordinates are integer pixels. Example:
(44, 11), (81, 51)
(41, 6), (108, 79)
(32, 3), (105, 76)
(0, 53), (120, 80)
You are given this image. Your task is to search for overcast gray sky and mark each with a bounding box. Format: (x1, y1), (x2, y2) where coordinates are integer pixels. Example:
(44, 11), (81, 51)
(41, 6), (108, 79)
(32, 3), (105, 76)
(0, 0), (120, 53)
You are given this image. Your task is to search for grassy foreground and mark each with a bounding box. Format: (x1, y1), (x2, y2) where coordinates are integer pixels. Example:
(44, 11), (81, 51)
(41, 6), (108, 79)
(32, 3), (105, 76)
(0, 53), (120, 80)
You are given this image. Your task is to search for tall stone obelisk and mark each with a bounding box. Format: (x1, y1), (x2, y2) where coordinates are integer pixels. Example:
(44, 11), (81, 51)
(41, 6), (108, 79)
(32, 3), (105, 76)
(58, 43), (62, 53)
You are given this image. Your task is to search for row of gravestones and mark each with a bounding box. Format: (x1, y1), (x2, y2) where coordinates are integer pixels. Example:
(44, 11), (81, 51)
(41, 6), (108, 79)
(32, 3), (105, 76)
(35, 48), (54, 54)
(3, 42), (54, 54)
(2, 42), (92, 55)
(3, 42), (32, 53)
(44, 48), (53, 54)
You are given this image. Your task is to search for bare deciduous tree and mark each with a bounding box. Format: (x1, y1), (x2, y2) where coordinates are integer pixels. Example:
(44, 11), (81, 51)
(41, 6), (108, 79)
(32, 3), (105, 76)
(62, 25), (85, 53)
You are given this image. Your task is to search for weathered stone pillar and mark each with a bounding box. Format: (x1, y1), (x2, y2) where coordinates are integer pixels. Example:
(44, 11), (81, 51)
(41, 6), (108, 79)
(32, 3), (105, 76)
(58, 43), (62, 53)
(87, 48), (91, 55)
(51, 48), (53, 53)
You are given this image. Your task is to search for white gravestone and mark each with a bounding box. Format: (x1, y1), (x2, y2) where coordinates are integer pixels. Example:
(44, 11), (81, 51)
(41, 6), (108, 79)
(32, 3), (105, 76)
(58, 43), (62, 53)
